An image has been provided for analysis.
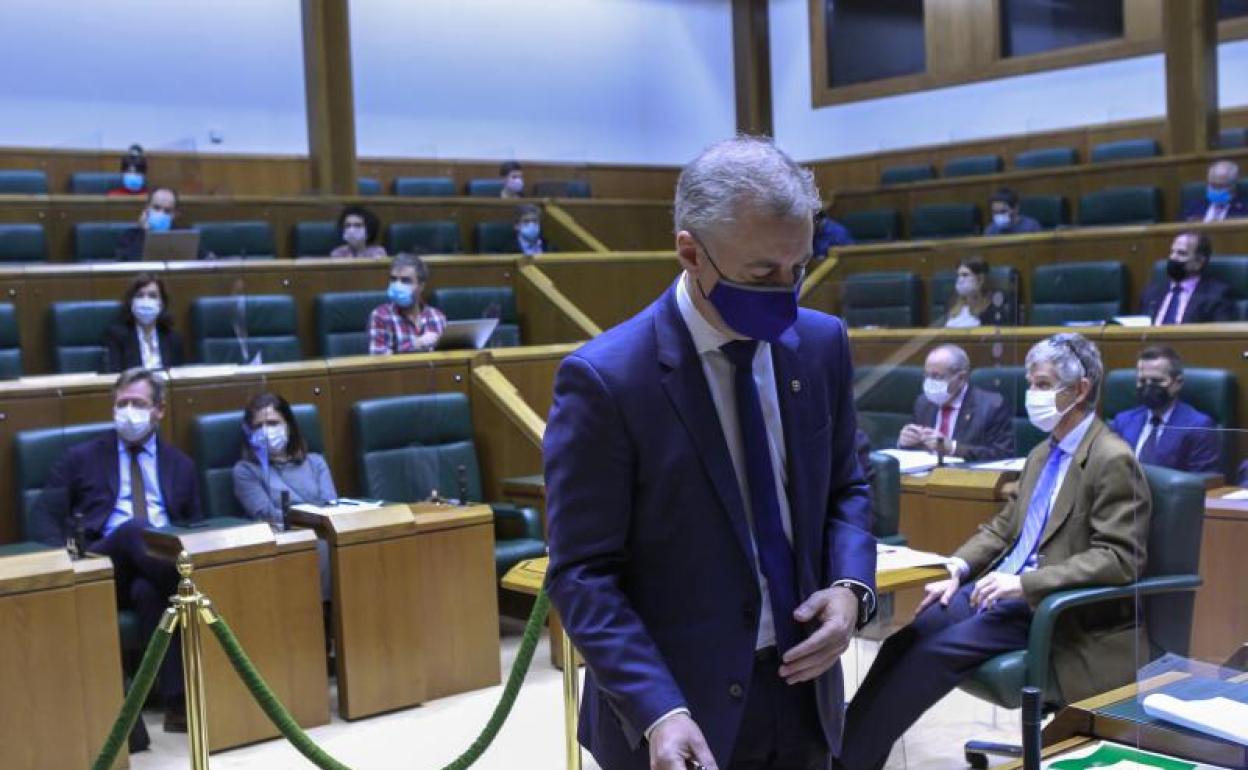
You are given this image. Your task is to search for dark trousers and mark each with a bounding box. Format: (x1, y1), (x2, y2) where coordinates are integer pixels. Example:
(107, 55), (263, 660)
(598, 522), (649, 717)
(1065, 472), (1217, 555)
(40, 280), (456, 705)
(92, 520), (184, 702)
(839, 585), (1032, 770)
(728, 647), (828, 770)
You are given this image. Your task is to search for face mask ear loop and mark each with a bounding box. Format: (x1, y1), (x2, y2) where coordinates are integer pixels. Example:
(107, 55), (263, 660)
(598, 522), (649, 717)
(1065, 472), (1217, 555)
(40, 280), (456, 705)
(688, 233), (724, 301)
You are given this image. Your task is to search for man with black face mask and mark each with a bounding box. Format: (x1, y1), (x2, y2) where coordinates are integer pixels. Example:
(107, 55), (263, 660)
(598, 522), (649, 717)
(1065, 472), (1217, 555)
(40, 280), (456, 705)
(1139, 232), (1235, 324)
(1108, 346), (1220, 475)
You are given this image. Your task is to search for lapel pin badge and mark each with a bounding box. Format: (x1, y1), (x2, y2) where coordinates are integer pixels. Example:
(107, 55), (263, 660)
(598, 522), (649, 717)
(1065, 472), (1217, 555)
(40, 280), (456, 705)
(790, 379), (802, 393)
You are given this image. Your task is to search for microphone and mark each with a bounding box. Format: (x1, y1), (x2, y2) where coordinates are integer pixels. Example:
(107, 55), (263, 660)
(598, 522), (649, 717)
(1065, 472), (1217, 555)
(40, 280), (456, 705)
(456, 464), (469, 506)
(68, 510), (86, 560)
(279, 490), (291, 532)
(1021, 686), (1042, 770)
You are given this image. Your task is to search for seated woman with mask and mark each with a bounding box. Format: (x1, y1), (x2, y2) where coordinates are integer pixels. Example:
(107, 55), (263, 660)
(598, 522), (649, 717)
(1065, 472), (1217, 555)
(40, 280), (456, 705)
(102, 273), (185, 372)
(329, 205), (387, 259)
(944, 256), (1013, 328)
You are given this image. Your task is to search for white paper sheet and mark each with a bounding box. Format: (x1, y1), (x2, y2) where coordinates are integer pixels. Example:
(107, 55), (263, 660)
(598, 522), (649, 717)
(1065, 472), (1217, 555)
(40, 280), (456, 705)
(1142, 693), (1248, 746)
(877, 449), (964, 474)
(875, 544), (951, 571)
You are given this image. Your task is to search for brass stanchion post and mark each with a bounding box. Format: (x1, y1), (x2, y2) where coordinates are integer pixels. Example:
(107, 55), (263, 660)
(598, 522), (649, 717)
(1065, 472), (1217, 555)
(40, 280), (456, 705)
(560, 627), (581, 770)
(172, 551), (211, 770)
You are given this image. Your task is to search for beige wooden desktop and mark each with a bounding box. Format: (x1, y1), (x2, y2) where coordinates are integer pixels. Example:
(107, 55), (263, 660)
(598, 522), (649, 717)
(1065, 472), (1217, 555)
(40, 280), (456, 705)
(144, 523), (330, 752)
(1193, 487), (1248, 663)
(288, 502), (501, 720)
(0, 550), (127, 770)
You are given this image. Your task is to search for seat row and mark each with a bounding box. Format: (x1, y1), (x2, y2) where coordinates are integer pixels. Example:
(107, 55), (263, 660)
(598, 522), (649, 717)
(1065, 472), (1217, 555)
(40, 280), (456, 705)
(878, 130), (1248, 185)
(840, 255), (1248, 327)
(838, 180), (1248, 242)
(0, 286), (521, 377)
(0, 218), (530, 262)
(0, 170), (592, 199)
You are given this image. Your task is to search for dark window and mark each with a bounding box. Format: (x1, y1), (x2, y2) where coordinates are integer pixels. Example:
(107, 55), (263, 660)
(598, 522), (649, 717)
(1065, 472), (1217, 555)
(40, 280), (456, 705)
(824, 0), (925, 88)
(1000, 0), (1124, 58)
(1221, 0), (1248, 19)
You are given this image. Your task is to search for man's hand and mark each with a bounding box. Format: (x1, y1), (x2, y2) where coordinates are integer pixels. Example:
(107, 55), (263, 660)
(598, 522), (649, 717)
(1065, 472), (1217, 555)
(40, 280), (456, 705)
(780, 586), (857, 685)
(969, 572), (1023, 610)
(915, 576), (959, 615)
(920, 430), (948, 454)
(898, 424), (924, 448)
(649, 713), (717, 770)
(416, 330), (441, 350)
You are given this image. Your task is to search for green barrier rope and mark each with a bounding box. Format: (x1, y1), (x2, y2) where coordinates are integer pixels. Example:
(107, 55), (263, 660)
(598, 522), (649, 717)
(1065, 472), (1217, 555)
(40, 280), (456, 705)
(208, 588), (553, 770)
(91, 610), (176, 770)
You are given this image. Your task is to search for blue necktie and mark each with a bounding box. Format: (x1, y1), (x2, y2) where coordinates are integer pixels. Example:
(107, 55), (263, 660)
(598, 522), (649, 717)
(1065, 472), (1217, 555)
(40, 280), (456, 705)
(1138, 416), (1163, 465)
(997, 440), (1065, 574)
(1159, 284), (1183, 325)
(721, 340), (800, 651)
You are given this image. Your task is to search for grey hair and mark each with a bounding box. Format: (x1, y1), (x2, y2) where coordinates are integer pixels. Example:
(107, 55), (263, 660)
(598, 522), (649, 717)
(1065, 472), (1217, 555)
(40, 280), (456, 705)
(1211, 159), (1239, 179)
(1025, 332), (1103, 402)
(930, 343), (970, 374)
(674, 135), (821, 234)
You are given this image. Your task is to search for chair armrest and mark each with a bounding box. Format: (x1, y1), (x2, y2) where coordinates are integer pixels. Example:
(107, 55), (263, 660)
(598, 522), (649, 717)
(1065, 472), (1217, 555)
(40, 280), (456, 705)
(490, 503), (544, 542)
(1024, 575), (1202, 695)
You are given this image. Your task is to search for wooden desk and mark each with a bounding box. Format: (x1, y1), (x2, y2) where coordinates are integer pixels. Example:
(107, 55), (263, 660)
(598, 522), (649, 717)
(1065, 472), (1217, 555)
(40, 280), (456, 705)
(289, 502), (500, 720)
(0, 549), (126, 769)
(144, 522), (329, 752)
(1193, 488), (1248, 663)
(900, 467), (1016, 557)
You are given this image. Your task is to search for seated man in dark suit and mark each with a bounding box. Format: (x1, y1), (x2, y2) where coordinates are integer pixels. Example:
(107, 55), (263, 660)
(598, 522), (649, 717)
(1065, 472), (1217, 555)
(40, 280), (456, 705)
(1109, 346), (1220, 475)
(896, 344), (1014, 462)
(29, 367), (203, 732)
(115, 187), (209, 260)
(513, 204), (555, 256)
(1140, 232), (1236, 324)
(1182, 160), (1245, 223)
(841, 333), (1151, 770)
(984, 187), (1041, 236)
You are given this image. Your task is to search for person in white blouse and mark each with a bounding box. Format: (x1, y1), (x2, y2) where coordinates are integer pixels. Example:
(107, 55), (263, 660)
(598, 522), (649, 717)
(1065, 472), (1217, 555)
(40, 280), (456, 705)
(103, 273), (185, 372)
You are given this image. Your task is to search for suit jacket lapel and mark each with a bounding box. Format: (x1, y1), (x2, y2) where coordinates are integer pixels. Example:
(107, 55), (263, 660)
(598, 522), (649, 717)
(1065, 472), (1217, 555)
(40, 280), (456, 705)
(769, 327), (815, 587)
(957, 386), (977, 436)
(1038, 420), (1100, 547)
(102, 434), (120, 500)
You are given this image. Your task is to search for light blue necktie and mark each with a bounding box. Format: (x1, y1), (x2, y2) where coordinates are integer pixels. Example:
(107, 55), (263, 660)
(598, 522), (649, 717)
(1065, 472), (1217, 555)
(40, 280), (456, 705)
(998, 440), (1065, 574)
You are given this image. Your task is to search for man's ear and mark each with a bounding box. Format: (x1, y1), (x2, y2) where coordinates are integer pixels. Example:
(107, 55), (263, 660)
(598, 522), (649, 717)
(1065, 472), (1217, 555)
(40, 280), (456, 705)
(675, 230), (699, 271)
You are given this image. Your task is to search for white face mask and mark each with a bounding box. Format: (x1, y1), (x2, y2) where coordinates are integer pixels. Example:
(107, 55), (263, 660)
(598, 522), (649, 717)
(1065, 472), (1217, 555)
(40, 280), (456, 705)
(505, 176), (524, 194)
(131, 296), (162, 327)
(923, 377), (953, 406)
(1025, 387), (1075, 433)
(954, 276), (977, 297)
(114, 405), (154, 444)
(343, 224), (366, 246)
(992, 212), (1012, 229)
(263, 424), (288, 455)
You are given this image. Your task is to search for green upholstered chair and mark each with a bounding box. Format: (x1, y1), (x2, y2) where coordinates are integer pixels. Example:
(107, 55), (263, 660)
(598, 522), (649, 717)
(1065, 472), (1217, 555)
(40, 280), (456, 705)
(293, 221), (340, 258)
(959, 463), (1204, 768)
(1018, 195), (1070, 230)
(475, 221), (518, 254)
(0, 303), (21, 380)
(868, 451), (904, 547)
(0, 223), (47, 262)
(910, 203), (981, 239)
(1029, 261), (1127, 325)
(532, 180), (591, 198)
(69, 172), (122, 194)
(13, 422), (113, 543)
(350, 392), (546, 578)
(1219, 127), (1248, 149)
(840, 209), (901, 243)
(74, 222), (133, 262)
(429, 286), (521, 347)
(387, 221), (461, 255)
(968, 366), (1047, 455)
(466, 179), (505, 197)
(0, 169), (49, 194)
(1078, 186), (1162, 226)
(195, 221), (275, 259)
(853, 365), (923, 450)
(1103, 367), (1237, 477)
(48, 301), (121, 373)
(880, 164), (935, 185)
(943, 155), (1003, 178)
(1013, 147), (1078, 170)
(842, 272), (922, 328)
(929, 266), (1020, 325)
(190, 295), (300, 364)
(1089, 138), (1160, 164)
(357, 178), (381, 196)
(191, 404), (325, 520)
(315, 290), (388, 357)
(393, 177), (455, 197)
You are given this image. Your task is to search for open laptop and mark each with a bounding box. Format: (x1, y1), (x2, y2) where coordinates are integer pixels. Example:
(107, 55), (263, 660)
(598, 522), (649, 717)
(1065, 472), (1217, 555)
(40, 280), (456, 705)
(435, 318), (499, 351)
(142, 230), (201, 260)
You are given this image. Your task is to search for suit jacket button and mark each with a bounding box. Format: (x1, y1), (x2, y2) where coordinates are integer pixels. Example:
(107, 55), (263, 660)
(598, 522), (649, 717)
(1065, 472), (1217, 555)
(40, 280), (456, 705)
(728, 683), (744, 699)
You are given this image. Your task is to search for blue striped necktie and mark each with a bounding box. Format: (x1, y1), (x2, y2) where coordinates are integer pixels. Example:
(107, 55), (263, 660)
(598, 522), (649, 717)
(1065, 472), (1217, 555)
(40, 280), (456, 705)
(998, 440), (1065, 574)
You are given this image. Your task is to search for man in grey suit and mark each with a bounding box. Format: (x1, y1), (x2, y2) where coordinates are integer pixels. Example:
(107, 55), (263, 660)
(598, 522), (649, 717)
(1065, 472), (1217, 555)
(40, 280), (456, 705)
(897, 344), (1015, 462)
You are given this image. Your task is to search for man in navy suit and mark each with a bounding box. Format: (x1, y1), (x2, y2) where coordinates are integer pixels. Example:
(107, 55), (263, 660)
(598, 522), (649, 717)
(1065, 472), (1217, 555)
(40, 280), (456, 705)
(1108, 346), (1220, 475)
(545, 136), (877, 770)
(1139, 232), (1236, 325)
(896, 344), (1015, 462)
(30, 368), (203, 732)
(1181, 160), (1245, 222)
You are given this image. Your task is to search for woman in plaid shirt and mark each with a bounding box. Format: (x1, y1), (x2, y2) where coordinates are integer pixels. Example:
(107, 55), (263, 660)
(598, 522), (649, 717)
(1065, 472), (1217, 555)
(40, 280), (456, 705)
(367, 253), (447, 355)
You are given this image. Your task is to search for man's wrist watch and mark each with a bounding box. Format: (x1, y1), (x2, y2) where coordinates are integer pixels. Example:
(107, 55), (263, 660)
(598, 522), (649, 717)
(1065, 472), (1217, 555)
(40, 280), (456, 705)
(832, 581), (875, 629)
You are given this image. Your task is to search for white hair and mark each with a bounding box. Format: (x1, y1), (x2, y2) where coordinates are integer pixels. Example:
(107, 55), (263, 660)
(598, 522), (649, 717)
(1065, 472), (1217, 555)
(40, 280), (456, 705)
(674, 135), (821, 234)
(1025, 333), (1103, 401)
(1211, 159), (1240, 179)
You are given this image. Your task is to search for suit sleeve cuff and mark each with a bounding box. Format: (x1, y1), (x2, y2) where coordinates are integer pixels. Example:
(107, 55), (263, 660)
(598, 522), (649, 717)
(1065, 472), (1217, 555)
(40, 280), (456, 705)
(644, 707), (690, 742)
(948, 557), (970, 581)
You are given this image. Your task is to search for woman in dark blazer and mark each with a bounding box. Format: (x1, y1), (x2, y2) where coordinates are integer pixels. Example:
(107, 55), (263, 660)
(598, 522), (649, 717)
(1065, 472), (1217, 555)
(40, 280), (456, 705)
(102, 273), (185, 372)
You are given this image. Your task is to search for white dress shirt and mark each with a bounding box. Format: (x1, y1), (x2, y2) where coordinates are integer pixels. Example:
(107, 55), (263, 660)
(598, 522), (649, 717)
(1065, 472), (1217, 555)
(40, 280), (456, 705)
(104, 431), (169, 536)
(136, 325), (163, 370)
(1203, 203), (1229, 223)
(1133, 401), (1177, 457)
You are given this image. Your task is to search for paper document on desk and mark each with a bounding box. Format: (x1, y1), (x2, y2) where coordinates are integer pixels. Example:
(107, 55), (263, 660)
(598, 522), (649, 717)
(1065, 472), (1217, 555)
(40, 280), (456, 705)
(1142, 692), (1248, 745)
(970, 457), (1026, 472)
(1217, 488), (1248, 501)
(875, 544), (950, 571)
(1041, 740), (1232, 769)
(291, 498), (383, 516)
(877, 449), (964, 474)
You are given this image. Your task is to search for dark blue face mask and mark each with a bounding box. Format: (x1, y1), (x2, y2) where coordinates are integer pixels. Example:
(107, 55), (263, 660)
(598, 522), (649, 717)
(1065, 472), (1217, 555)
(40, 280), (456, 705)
(693, 237), (804, 342)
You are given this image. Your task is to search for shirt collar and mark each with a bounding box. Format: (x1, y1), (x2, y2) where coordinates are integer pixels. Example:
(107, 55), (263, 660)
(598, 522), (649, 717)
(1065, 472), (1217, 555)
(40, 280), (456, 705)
(1056, 412), (1095, 455)
(118, 430), (158, 457)
(1174, 275), (1201, 291)
(1153, 400), (1178, 425)
(675, 273), (737, 356)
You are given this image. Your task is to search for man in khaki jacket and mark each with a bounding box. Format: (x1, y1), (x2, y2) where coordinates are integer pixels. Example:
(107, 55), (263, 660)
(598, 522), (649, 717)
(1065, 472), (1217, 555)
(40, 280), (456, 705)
(838, 333), (1150, 770)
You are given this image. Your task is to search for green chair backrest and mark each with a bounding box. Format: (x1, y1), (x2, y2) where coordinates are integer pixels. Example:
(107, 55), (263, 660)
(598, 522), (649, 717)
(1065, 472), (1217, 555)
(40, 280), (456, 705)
(868, 451), (901, 539)
(854, 365), (923, 449)
(475, 221), (517, 254)
(1219, 127), (1248, 149)
(969, 366), (1047, 454)
(315, 291), (388, 357)
(0, 170), (49, 194)
(49, 301), (121, 373)
(943, 154), (1002, 178)
(1140, 464), (1205, 657)
(1013, 147), (1078, 169)
(842, 272), (921, 328)
(191, 404), (325, 520)
(840, 209), (900, 243)
(1089, 138), (1160, 163)
(357, 178), (381, 196)
(190, 295), (300, 364)
(387, 221), (461, 254)
(195, 221), (276, 259)
(1029, 261), (1127, 325)
(293, 221), (340, 258)
(1150, 256), (1248, 297)
(880, 164), (934, 185)
(466, 179), (505, 197)
(1018, 195), (1070, 230)
(929, 266), (1020, 324)
(429, 286), (521, 348)
(69, 172), (121, 194)
(13, 422), (113, 539)
(532, 180), (591, 198)
(0, 303), (21, 380)
(393, 177), (455, 197)
(74, 222), (133, 262)
(351, 392), (482, 501)
(1078, 186), (1162, 226)
(910, 203), (981, 238)
(0, 223), (47, 262)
